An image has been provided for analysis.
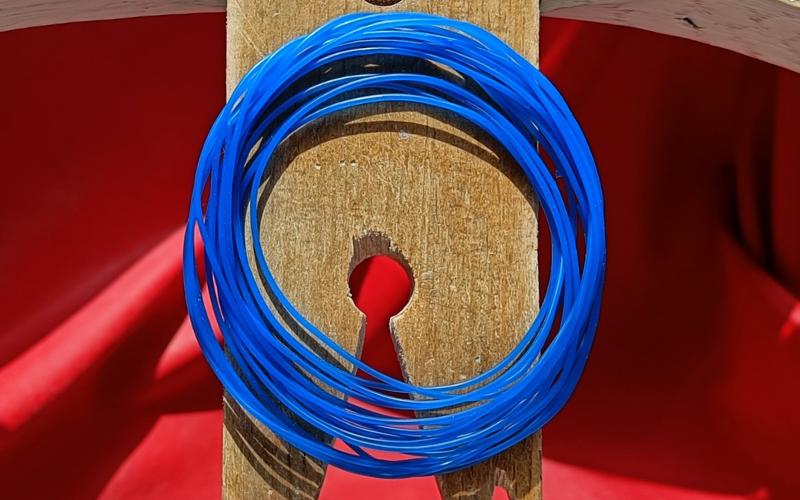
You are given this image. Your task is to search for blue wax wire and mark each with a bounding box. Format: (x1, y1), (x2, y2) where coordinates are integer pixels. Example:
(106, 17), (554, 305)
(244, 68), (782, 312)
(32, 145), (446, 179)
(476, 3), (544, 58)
(184, 11), (606, 478)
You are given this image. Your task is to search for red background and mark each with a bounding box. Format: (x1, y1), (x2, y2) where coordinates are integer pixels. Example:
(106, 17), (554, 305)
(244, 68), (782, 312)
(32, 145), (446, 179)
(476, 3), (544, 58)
(0, 13), (798, 500)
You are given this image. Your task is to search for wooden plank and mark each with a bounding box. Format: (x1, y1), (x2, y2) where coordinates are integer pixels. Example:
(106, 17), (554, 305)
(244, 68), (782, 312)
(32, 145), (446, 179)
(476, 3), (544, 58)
(225, 2), (541, 500)
(3, 0), (799, 74)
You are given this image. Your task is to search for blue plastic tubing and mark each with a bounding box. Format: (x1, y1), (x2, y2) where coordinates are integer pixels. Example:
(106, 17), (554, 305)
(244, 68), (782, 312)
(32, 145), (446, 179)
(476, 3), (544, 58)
(184, 12), (606, 478)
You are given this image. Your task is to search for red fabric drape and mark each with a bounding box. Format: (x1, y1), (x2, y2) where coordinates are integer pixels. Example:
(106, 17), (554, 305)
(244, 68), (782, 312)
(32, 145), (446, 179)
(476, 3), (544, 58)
(0, 13), (797, 500)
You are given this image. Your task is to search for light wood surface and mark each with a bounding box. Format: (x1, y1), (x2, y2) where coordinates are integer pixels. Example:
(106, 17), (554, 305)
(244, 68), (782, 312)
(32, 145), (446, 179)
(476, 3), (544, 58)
(3, 0), (800, 74)
(225, 1), (541, 500)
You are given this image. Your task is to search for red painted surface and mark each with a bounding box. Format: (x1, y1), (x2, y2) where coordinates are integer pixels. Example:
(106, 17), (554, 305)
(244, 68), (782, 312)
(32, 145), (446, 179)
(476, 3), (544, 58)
(0, 13), (798, 500)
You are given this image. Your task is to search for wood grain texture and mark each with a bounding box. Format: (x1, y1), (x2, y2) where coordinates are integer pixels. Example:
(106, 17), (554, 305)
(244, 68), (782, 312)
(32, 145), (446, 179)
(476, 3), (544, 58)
(225, 1), (541, 500)
(3, 0), (800, 74)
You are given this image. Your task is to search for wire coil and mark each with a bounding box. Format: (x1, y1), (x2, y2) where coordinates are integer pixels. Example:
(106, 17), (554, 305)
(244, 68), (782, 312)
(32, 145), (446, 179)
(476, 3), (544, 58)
(184, 12), (606, 478)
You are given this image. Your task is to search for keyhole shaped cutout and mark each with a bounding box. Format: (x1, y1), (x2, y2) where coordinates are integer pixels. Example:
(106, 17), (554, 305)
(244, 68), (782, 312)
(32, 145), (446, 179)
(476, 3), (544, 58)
(344, 239), (513, 500)
(349, 252), (412, 382)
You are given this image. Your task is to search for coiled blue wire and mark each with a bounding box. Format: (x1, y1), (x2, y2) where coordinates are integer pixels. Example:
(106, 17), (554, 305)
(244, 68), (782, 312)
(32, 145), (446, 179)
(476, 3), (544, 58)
(184, 12), (606, 478)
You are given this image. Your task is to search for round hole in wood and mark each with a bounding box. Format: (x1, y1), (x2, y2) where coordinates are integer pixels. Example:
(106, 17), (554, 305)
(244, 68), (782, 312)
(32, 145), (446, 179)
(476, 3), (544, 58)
(364, 0), (403, 6)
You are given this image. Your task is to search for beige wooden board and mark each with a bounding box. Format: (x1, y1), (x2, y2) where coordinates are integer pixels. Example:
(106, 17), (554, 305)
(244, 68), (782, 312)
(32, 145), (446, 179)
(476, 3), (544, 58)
(224, 1), (541, 500)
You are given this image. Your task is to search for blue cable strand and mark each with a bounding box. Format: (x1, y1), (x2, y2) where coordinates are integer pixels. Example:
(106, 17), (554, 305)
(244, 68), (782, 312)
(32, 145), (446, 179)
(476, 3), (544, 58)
(184, 12), (606, 478)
